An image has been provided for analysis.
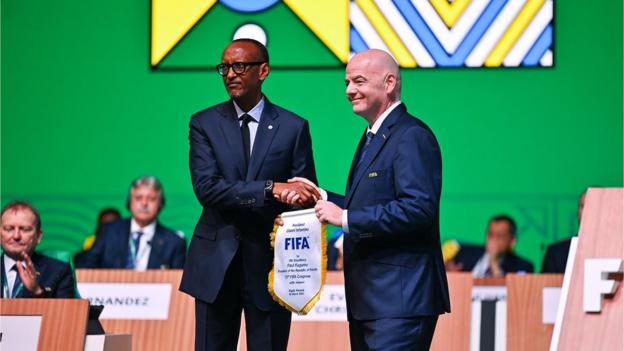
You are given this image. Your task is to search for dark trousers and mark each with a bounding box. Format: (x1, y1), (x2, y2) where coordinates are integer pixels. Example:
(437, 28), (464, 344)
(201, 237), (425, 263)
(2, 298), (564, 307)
(194, 249), (291, 351)
(349, 315), (438, 351)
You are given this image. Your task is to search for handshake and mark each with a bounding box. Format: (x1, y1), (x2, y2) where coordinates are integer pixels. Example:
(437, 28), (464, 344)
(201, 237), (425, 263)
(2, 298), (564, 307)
(272, 177), (344, 227)
(272, 177), (322, 207)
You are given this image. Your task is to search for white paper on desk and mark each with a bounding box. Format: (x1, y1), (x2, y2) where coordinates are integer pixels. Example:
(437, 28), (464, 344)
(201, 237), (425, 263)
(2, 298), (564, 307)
(0, 316), (42, 351)
(542, 287), (562, 324)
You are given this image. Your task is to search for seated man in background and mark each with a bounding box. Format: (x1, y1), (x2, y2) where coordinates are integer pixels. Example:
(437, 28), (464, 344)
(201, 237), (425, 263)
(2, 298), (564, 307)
(1, 201), (76, 298)
(446, 215), (534, 277)
(541, 189), (587, 273)
(73, 207), (121, 267)
(79, 176), (186, 270)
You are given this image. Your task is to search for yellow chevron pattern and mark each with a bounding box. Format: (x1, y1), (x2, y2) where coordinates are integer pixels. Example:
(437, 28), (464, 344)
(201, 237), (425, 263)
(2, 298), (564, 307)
(429, 0), (472, 28)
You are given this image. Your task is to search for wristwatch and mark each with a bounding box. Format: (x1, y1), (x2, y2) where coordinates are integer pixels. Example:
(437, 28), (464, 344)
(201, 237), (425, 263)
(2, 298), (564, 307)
(264, 180), (274, 199)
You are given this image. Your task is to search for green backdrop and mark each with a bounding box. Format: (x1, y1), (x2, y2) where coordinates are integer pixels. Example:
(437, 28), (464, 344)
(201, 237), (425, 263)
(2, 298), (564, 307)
(1, 0), (622, 270)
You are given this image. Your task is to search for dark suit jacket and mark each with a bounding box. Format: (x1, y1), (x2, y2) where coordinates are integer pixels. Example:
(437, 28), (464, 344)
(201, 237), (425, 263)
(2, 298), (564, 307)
(541, 238), (571, 273)
(78, 218), (186, 269)
(342, 103), (450, 320)
(179, 99), (317, 311)
(452, 244), (535, 274)
(1, 253), (75, 298)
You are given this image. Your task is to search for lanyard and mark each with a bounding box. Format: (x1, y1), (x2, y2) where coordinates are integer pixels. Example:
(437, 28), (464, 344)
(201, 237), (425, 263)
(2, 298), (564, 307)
(128, 234), (149, 268)
(2, 264), (25, 298)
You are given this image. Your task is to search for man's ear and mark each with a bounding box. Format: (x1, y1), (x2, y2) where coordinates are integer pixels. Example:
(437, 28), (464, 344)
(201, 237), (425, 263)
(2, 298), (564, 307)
(385, 73), (397, 95)
(259, 63), (270, 82)
(36, 230), (43, 245)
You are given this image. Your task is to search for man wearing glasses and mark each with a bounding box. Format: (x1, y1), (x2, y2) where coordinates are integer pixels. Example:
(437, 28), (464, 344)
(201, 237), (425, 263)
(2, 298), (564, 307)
(180, 39), (320, 351)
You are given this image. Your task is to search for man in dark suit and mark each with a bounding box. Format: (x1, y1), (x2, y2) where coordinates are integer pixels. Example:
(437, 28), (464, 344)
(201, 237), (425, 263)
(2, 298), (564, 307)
(542, 189), (587, 273)
(179, 39), (320, 351)
(1, 201), (75, 298)
(311, 49), (450, 351)
(79, 176), (186, 270)
(446, 215), (534, 277)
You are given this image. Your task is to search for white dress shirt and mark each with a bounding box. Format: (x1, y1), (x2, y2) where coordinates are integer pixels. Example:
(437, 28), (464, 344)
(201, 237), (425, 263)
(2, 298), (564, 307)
(130, 218), (157, 271)
(233, 97), (265, 157)
(341, 101), (403, 234)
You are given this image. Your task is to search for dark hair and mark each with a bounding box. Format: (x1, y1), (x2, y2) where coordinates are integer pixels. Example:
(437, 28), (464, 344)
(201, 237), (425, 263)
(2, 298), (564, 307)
(231, 38), (269, 63)
(1, 201), (42, 232)
(489, 214), (517, 236)
(98, 207), (121, 221)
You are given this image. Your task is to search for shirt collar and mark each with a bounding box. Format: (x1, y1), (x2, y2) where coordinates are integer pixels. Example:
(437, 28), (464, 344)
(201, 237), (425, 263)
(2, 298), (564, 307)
(3, 254), (17, 272)
(233, 97), (265, 124)
(130, 218), (157, 241)
(368, 100), (402, 135)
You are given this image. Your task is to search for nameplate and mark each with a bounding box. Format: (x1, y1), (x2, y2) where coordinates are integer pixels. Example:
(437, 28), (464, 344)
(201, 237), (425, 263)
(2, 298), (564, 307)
(0, 316), (42, 351)
(291, 284), (347, 322)
(472, 286), (507, 301)
(77, 283), (172, 320)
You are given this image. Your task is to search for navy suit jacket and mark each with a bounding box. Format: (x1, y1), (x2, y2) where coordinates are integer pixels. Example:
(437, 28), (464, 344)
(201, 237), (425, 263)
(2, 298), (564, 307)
(179, 99), (317, 311)
(79, 218), (186, 269)
(541, 238), (571, 273)
(1, 253), (75, 298)
(452, 244), (535, 274)
(342, 103), (450, 320)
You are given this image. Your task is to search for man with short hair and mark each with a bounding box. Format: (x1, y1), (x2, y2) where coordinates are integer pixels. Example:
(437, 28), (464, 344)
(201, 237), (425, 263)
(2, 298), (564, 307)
(1, 201), (76, 298)
(179, 39), (320, 351)
(80, 176), (186, 269)
(448, 215), (534, 277)
(308, 49), (450, 351)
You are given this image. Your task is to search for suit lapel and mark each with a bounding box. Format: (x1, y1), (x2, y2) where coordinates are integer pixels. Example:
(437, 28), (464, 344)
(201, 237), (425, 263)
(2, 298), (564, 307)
(217, 102), (247, 179)
(246, 100), (279, 181)
(147, 225), (165, 269)
(118, 220), (132, 268)
(345, 104), (404, 207)
(346, 132), (368, 193)
(1, 254), (5, 298)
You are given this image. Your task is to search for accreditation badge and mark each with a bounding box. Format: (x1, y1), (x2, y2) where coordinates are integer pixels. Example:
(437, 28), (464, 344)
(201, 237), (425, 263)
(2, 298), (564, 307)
(268, 208), (327, 315)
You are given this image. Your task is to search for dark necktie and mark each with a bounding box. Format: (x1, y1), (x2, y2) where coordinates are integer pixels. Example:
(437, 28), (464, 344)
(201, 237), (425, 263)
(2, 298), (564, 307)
(126, 231), (143, 269)
(240, 114), (252, 174)
(11, 264), (21, 298)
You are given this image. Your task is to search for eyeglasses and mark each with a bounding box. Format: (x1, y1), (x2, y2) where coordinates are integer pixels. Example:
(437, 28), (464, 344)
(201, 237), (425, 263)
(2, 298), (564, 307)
(216, 61), (265, 76)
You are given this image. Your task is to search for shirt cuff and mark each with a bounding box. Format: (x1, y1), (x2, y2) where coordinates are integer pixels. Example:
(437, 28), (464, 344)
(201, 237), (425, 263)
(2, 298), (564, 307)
(319, 188), (328, 201)
(341, 210), (349, 233)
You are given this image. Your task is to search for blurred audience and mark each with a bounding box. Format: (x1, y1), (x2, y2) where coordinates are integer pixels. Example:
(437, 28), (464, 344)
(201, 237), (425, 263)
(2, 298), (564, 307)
(1, 201), (76, 298)
(77, 176), (186, 270)
(73, 207), (121, 266)
(541, 189), (587, 273)
(445, 215), (534, 277)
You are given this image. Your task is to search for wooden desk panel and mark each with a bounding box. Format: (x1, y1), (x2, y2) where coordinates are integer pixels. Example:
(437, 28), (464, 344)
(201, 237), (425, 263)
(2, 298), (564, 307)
(76, 269), (194, 351)
(506, 274), (563, 351)
(1, 298), (89, 351)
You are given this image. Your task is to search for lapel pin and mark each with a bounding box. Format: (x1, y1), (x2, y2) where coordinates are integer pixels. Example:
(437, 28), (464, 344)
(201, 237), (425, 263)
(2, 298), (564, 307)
(268, 125), (273, 130)
(382, 134), (386, 139)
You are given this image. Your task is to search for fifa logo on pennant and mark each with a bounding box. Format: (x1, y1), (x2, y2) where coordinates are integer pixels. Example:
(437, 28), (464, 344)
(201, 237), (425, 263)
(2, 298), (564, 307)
(285, 237), (310, 250)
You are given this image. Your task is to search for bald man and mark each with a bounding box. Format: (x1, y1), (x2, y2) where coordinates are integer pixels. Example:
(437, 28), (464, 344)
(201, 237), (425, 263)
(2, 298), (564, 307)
(310, 50), (450, 350)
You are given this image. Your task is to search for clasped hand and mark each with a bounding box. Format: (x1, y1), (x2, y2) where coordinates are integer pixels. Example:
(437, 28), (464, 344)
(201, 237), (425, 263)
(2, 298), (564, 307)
(272, 179), (321, 207)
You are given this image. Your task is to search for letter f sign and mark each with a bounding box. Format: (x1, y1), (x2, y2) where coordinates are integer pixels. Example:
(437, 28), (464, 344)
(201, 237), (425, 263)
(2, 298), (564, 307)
(583, 258), (623, 312)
